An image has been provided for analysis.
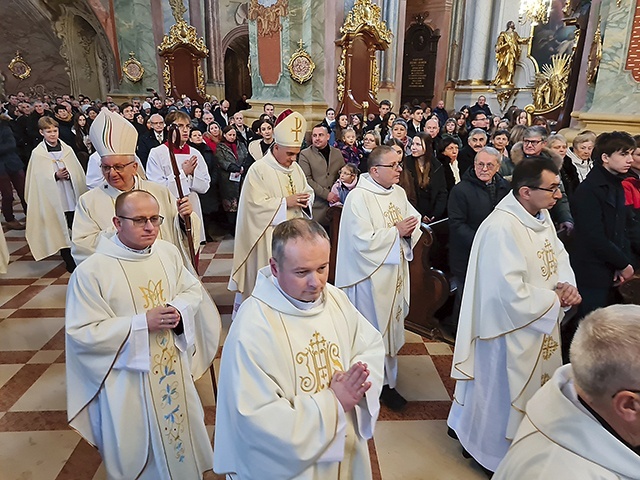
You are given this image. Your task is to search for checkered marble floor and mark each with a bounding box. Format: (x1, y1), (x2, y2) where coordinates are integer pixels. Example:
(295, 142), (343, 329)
(0, 214), (486, 480)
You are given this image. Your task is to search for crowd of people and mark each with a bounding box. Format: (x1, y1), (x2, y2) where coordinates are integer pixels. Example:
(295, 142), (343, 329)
(0, 88), (638, 479)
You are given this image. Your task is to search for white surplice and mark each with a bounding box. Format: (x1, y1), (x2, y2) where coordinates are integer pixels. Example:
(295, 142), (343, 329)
(66, 235), (215, 480)
(146, 143), (210, 240)
(214, 266), (384, 480)
(448, 191), (576, 472)
(25, 141), (87, 260)
(228, 151), (314, 301)
(71, 177), (201, 268)
(335, 174), (421, 387)
(495, 365), (640, 479)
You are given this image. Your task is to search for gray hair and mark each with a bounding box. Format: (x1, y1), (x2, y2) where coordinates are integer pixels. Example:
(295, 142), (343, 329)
(570, 304), (640, 400)
(468, 128), (487, 140)
(546, 133), (567, 147)
(271, 218), (329, 264)
(474, 146), (502, 165)
(524, 126), (548, 141)
(368, 145), (395, 170)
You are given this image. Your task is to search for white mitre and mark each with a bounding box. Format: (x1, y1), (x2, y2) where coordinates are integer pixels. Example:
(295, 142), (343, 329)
(89, 108), (138, 157)
(273, 109), (307, 148)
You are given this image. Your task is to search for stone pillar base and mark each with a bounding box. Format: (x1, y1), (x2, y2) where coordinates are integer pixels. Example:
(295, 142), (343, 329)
(566, 111), (640, 135)
(242, 99), (330, 126)
(205, 84), (225, 103)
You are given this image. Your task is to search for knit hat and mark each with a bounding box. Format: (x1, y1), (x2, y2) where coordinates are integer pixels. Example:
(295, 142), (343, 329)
(89, 108), (138, 157)
(273, 110), (307, 148)
(392, 118), (408, 130)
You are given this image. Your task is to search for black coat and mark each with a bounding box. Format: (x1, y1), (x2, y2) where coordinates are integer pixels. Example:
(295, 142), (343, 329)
(136, 130), (163, 168)
(571, 164), (632, 288)
(0, 117), (24, 175)
(447, 168), (510, 278)
(404, 155), (448, 220)
(457, 145), (477, 177)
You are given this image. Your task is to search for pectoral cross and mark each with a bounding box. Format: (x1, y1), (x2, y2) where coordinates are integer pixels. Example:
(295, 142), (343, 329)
(291, 117), (303, 144)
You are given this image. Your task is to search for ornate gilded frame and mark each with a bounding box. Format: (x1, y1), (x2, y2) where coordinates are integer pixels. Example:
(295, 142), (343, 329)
(8, 51), (31, 80)
(122, 52), (144, 83)
(287, 40), (315, 84)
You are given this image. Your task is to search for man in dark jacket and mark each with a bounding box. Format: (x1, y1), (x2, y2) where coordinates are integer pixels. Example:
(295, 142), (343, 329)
(445, 146), (510, 335)
(136, 113), (165, 167)
(570, 131), (635, 319)
(469, 95), (492, 117)
(458, 128), (487, 175)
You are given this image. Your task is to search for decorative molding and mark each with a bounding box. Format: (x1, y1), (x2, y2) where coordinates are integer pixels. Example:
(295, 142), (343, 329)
(158, 21), (209, 57)
(337, 49), (346, 102)
(532, 53), (571, 112)
(122, 52), (144, 83)
(340, 0), (392, 46)
(248, 0), (288, 37)
(8, 51), (31, 80)
(586, 17), (602, 85)
(168, 0), (188, 23)
(287, 40), (315, 84)
(625, 1), (640, 83)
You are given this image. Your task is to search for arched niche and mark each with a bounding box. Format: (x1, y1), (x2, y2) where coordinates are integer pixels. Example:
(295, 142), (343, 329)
(223, 27), (251, 109)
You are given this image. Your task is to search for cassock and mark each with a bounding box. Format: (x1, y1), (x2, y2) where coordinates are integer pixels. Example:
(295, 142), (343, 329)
(0, 228), (8, 274)
(494, 365), (640, 479)
(146, 143), (210, 241)
(71, 177), (201, 267)
(214, 266), (384, 480)
(66, 235), (216, 480)
(334, 174), (421, 387)
(448, 191), (576, 472)
(25, 140), (87, 261)
(85, 151), (146, 190)
(228, 150), (314, 302)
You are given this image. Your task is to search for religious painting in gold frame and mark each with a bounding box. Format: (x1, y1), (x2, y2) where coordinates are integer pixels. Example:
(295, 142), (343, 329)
(122, 52), (145, 83)
(287, 40), (315, 84)
(8, 51), (31, 80)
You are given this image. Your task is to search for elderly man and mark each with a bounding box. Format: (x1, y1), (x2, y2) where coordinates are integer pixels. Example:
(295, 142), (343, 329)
(136, 113), (165, 167)
(298, 124), (344, 227)
(445, 147), (510, 336)
(215, 218), (384, 479)
(232, 111), (254, 146)
(336, 146), (422, 411)
(458, 128), (488, 175)
(470, 95), (492, 117)
(448, 157), (581, 474)
(495, 304), (640, 479)
(66, 190), (217, 480)
(229, 111), (314, 307)
(72, 109), (199, 268)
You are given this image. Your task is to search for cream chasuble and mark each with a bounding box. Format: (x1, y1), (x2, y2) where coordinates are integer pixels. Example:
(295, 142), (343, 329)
(66, 236), (214, 480)
(25, 140), (87, 260)
(215, 267), (384, 480)
(146, 144), (210, 241)
(0, 227), (8, 274)
(335, 174), (421, 362)
(495, 365), (640, 479)
(71, 178), (202, 267)
(448, 192), (576, 472)
(229, 151), (314, 300)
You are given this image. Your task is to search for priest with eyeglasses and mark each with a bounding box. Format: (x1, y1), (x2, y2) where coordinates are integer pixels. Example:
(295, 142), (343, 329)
(66, 189), (216, 480)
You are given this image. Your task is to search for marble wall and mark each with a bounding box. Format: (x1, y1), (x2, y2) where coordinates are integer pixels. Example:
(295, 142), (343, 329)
(112, 0), (159, 94)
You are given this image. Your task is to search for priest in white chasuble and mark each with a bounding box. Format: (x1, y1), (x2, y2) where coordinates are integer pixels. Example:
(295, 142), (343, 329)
(448, 157), (581, 474)
(495, 305), (640, 479)
(335, 145), (422, 412)
(25, 116), (86, 267)
(72, 109), (201, 267)
(146, 110), (210, 241)
(229, 110), (314, 309)
(66, 190), (214, 480)
(215, 219), (384, 480)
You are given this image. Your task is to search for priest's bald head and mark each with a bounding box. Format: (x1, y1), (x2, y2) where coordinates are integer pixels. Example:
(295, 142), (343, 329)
(113, 190), (162, 251)
(269, 218), (330, 302)
(272, 110), (307, 169)
(570, 304), (640, 447)
(368, 146), (403, 189)
(90, 109), (140, 191)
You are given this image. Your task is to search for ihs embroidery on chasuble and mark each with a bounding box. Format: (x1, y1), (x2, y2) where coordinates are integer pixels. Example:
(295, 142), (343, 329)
(286, 173), (296, 195)
(383, 202), (403, 228)
(140, 279), (167, 308)
(540, 373), (551, 386)
(296, 331), (344, 393)
(541, 334), (559, 360)
(537, 239), (558, 281)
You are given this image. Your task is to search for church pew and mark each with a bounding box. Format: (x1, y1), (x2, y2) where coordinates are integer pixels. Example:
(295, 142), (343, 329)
(326, 206), (451, 339)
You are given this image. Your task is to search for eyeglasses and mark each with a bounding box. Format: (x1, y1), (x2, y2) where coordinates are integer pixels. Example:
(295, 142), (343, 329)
(611, 389), (640, 398)
(173, 123), (191, 131)
(117, 215), (164, 227)
(100, 161), (136, 173)
(376, 162), (403, 170)
(523, 139), (543, 146)
(475, 162), (497, 170)
(528, 185), (561, 194)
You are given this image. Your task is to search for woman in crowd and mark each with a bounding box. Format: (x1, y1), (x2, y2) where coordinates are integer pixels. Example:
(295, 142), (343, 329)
(72, 113), (92, 170)
(391, 118), (412, 156)
(215, 125), (248, 230)
(441, 117), (463, 149)
(546, 134), (576, 199)
(360, 131), (380, 172)
(350, 113), (364, 142)
(377, 111), (397, 143)
(438, 136), (462, 192)
(509, 124), (527, 150)
(399, 105), (412, 122)
(532, 115), (551, 135)
(404, 132), (448, 222)
(191, 105), (206, 132)
(333, 113), (350, 148)
(454, 112), (468, 145)
(247, 119), (274, 163)
(188, 128), (220, 241)
(512, 108), (528, 127)
(203, 121), (222, 153)
(564, 130), (596, 193)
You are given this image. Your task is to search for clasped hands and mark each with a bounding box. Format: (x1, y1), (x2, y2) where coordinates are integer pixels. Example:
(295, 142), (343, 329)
(146, 305), (181, 332)
(395, 216), (419, 237)
(330, 362), (371, 412)
(555, 282), (582, 308)
(286, 193), (310, 209)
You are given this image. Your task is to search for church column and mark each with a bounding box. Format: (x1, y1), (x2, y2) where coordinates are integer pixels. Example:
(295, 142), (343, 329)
(380, 0), (401, 88)
(458, 0), (495, 82)
(203, 0), (224, 92)
(445, 0), (465, 84)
